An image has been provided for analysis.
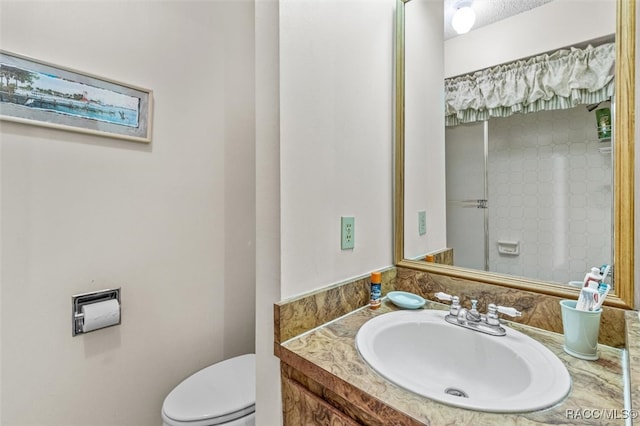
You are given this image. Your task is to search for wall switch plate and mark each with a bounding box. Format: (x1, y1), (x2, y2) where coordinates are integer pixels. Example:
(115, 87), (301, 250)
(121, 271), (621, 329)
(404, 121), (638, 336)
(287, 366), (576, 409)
(418, 210), (427, 235)
(341, 216), (355, 250)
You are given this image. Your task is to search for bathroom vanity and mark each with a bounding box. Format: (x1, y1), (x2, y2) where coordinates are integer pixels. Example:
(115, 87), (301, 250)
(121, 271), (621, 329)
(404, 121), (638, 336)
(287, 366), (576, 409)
(275, 268), (638, 425)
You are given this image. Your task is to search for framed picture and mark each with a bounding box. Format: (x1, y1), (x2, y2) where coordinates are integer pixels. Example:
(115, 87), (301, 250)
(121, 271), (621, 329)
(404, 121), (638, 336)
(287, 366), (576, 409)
(0, 50), (152, 143)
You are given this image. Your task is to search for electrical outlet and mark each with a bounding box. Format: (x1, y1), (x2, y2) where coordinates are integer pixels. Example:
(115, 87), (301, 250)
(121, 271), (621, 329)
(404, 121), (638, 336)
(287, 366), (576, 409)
(341, 216), (355, 250)
(418, 210), (427, 235)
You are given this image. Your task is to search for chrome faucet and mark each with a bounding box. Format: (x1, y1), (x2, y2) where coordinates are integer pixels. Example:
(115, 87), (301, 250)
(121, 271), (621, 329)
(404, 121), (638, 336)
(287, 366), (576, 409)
(434, 292), (522, 336)
(459, 299), (481, 323)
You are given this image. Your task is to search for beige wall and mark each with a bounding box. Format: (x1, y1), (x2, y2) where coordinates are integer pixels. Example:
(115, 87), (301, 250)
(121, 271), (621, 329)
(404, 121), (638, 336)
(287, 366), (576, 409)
(279, 0), (395, 299)
(403, 0), (447, 260)
(254, 3), (397, 423)
(0, 1), (255, 425)
(255, 0), (282, 424)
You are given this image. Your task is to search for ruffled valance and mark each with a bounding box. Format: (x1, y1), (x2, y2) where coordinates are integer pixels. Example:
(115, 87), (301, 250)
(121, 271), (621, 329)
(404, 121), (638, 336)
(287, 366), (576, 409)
(444, 42), (615, 126)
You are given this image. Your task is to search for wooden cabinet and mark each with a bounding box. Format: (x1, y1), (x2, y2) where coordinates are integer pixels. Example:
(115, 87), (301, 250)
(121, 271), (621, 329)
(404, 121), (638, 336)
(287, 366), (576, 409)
(278, 359), (424, 426)
(282, 374), (361, 426)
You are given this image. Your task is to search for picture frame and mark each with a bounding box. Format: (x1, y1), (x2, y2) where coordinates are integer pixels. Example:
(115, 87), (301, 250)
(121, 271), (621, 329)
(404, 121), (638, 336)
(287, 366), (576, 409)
(0, 50), (152, 143)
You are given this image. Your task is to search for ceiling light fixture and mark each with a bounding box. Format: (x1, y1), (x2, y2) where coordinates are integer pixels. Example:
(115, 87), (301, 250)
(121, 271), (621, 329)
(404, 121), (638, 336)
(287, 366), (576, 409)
(451, 0), (476, 35)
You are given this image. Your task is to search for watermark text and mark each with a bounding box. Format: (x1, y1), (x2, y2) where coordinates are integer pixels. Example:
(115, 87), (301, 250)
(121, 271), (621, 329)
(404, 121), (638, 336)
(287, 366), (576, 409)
(566, 409), (639, 420)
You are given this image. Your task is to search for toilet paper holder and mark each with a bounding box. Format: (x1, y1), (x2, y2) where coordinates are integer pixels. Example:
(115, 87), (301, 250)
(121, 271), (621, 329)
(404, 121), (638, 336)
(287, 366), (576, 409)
(72, 288), (121, 336)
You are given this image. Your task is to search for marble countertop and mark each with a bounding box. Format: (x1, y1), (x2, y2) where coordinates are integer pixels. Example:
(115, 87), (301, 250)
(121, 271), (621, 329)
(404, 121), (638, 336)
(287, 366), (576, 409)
(280, 299), (629, 425)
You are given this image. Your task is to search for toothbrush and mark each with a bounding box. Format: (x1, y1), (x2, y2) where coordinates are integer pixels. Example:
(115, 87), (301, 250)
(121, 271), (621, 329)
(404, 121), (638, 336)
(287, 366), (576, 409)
(600, 264), (611, 282)
(592, 284), (611, 310)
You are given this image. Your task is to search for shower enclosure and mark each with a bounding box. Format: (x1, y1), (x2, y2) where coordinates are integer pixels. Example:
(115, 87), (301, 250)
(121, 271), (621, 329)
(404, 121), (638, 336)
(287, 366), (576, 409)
(445, 121), (488, 272)
(445, 105), (613, 285)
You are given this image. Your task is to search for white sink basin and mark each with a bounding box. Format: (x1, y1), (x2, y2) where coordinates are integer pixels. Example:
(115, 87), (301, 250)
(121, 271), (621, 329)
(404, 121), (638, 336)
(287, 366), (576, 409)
(356, 309), (571, 413)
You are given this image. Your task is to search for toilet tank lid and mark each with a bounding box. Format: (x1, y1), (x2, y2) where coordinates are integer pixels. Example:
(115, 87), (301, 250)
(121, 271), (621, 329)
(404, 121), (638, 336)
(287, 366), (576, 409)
(163, 353), (256, 423)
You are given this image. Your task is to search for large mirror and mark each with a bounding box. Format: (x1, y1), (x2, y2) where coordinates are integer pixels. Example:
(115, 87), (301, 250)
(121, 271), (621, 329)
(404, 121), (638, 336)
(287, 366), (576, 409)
(394, 0), (635, 309)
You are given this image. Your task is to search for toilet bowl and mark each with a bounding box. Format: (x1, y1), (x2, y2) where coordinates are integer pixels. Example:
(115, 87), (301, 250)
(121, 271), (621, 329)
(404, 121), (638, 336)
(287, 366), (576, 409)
(162, 354), (255, 426)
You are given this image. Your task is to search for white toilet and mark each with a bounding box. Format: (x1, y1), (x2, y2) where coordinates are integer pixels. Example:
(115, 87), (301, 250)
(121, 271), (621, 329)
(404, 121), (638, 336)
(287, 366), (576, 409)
(161, 354), (256, 426)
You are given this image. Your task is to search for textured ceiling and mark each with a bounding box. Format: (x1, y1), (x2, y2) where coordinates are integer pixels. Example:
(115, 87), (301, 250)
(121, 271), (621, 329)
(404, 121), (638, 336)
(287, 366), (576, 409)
(444, 0), (555, 40)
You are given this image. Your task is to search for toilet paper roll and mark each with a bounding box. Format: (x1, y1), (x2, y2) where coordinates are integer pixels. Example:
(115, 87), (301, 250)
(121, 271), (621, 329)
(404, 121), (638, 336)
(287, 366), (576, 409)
(82, 299), (120, 333)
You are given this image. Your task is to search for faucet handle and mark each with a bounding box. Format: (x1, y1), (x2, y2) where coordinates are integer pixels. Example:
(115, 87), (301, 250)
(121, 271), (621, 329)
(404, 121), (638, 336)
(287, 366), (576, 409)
(486, 304), (500, 326)
(434, 292), (460, 315)
(486, 304), (522, 326)
(434, 292), (454, 302)
(496, 305), (522, 318)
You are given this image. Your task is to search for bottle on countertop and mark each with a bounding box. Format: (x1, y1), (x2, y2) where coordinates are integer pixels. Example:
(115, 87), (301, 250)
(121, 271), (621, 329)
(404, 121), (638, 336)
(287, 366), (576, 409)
(370, 271), (382, 310)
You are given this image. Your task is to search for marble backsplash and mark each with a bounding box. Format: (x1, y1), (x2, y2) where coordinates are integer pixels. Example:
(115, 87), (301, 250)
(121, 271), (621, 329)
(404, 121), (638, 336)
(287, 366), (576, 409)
(274, 268), (396, 344)
(395, 267), (626, 348)
(275, 266), (626, 348)
(426, 247), (453, 265)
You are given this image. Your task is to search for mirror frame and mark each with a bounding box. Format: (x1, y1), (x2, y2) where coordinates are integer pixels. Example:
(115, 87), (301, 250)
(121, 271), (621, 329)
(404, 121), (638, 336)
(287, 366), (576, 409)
(394, 0), (635, 309)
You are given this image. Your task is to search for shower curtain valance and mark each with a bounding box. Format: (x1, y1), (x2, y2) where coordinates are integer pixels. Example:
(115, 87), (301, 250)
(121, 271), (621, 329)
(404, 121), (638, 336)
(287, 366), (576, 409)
(444, 42), (615, 126)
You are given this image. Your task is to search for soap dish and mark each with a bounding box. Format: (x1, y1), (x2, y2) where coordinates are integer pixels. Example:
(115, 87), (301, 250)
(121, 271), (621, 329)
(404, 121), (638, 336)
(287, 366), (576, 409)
(387, 291), (425, 309)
